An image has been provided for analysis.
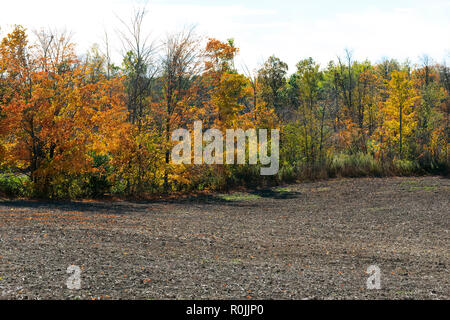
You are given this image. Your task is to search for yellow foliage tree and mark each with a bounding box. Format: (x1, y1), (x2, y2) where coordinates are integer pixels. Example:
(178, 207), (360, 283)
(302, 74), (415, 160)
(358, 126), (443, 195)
(377, 71), (418, 159)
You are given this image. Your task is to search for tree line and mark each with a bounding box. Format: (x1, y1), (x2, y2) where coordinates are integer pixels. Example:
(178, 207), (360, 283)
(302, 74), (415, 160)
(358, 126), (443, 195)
(0, 10), (448, 198)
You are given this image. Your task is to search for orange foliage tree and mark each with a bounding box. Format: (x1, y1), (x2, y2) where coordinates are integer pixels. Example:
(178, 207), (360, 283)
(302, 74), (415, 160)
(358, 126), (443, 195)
(0, 26), (128, 197)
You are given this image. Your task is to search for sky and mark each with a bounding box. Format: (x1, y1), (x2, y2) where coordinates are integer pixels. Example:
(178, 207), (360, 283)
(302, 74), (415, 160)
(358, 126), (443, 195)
(1, 0), (449, 72)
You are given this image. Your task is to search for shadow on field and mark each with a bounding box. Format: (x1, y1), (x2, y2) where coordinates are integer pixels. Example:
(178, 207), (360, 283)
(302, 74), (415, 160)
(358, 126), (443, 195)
(249, 188), (300, 199)
(0, 199), (143, 215)
(0, 187), (300, 214)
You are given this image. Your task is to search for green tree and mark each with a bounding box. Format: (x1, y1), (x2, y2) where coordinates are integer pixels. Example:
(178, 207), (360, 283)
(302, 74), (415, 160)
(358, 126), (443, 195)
(257, 56), (288, 117)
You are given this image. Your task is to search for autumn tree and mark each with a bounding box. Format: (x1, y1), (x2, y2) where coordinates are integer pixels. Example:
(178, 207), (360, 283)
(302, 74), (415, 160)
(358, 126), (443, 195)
(159, 28), (203, 189)
(0, 26), (128, 197)
(438, 63), (450, 162)
(204, 38), (238, 76)
(213, 73), (251, 126)
(377, 71), (418, 159)
(0, 26), (32, 165)
(1, 18), (450, 198)
(410, 60), (446, 164)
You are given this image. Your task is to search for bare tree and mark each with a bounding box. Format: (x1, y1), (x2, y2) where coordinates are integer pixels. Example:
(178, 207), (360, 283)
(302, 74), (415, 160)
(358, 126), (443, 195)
(33, 28), (74, 72)
(337, 48), (355, 121)
(161, 26), (202, 123)
(102, 30), (113, 79)
(242, 63), (258, 111)
(419, 54), (434, 86)
(117, 5), (157, 125)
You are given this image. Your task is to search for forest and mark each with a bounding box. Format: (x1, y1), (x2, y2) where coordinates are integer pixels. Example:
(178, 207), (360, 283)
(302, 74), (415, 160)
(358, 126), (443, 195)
(0, 11), (449, 199)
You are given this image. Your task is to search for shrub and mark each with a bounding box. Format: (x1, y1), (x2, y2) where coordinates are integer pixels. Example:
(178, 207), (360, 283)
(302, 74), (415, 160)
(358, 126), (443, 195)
(85, 153), (112, 197)
(327, 153), (383, 177)
(392, 159), (422, 176)
(0, 174), (31, 197)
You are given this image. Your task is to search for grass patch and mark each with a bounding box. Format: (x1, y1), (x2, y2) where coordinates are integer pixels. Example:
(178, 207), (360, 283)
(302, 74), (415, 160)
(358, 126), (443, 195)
(273, 187), (292, 192)
(328, 153), (383, 178)
(401, 180), (420, 185)
(408, 185), (438, 191)
(218, 193), (261, 201)
(367, 206), (393, 212)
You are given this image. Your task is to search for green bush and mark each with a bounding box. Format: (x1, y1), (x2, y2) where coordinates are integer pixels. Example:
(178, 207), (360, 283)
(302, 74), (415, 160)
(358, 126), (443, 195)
(0, 174), (31, 197)
(85, 153), (112, 197)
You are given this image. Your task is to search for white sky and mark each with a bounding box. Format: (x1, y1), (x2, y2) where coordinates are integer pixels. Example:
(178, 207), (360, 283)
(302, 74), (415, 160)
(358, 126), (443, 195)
(1, 0), (449, 73)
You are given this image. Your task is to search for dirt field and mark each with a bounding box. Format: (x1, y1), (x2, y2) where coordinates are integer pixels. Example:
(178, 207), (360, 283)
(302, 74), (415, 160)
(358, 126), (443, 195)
(0, 176), (448, 300)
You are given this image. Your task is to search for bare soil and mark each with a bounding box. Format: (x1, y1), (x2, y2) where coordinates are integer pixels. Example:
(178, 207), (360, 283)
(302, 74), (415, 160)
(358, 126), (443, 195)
(0, 176), (448, 300)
